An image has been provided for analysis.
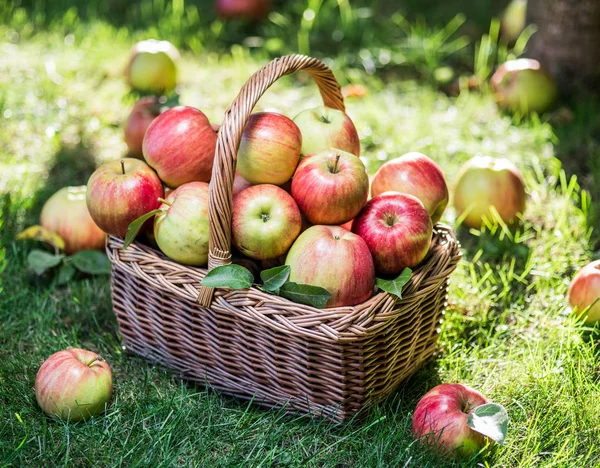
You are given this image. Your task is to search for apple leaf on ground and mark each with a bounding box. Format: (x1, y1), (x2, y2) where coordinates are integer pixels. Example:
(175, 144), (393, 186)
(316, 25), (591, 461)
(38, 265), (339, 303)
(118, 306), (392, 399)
(201, 264), (254, 289)
(375, 268), (412, 299)
(123, 209), (164, 249)
(16, 225), (66, 252)
(69, 250), (112, 275)
(57, 263), (76, 285)
(279, 282), (331, 309)
(260, 265), (290, 294)
(467, 402), (509, 444)
(27, 249), (65, 275)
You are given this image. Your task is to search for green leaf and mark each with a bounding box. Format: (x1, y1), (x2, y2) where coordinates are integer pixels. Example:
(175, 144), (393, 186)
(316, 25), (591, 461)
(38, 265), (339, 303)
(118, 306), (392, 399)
(375, 268), (412, 299)
(123, 209), (164, 249)
(260, 265), (290, 294)
(201, 264), (254, 289)
(467, 402), (509, 444)
(279, 282), (331, 309)
(27, 249), (64, 275)
(57, 263), (76, 285)
(69, 250), (112, 275)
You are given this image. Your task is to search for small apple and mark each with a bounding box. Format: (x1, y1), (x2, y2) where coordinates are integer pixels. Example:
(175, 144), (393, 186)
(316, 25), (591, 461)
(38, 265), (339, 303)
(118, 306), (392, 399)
(370, 152), (449, 224)
(233, 172), (252, 198)
(500, 0), (527, 43)
(216, 0), (271, 20)
(154, 182), (210, 266)
(285, 225), (375, 308)
(454, 156), (526, 229)
(236, 112), (302, 185)
(352, 192), (432, 276)
(293, 106), (360, 159)
(143, 106), (217, 188)
(125, 39), (179, 95)
(124, 97), (161, 158)
(568, 260), (600, 323)
(35, 348), (112, 422)
(40, 186), (106, 254)
(291, 149), (369, 225)
(232, 184), (302, 260)
(491, 59), (558, 114)
(87, 159), (163, 238)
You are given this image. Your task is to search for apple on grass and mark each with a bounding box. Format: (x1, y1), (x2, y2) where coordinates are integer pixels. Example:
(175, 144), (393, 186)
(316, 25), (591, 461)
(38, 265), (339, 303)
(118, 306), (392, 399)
(285, 225), (375, 308)
(370, 152), (449, 224)
(35, 348), (112, 422)
(40, 186), (106, 254)
(125, 39), (179, 95)
(568, 260), (600, 323)
(291, 149), (369, 225)
(143, 106), (217, 188)
(87, 158), (163, 238)
(454, 156), (526, 229)
(124, 97), (161, 158)
(232, 184), (302, 260)
(216, 0), (271, 20)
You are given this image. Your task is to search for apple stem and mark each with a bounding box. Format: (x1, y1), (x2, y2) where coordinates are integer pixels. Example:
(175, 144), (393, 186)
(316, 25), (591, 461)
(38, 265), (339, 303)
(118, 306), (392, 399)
(120, 160), (126, 175)
(87, 355), (104, 367)
(158, 197), (172, 206)
(332, 154), (341, 174)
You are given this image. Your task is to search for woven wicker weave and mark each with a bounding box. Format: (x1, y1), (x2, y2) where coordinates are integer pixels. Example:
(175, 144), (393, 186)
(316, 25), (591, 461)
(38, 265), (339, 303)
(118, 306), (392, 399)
(107, 54), (461, 422)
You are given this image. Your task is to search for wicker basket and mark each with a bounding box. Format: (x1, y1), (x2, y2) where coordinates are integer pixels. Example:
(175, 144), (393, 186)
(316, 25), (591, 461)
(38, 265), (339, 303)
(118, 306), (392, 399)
(107, 54), (461, 422)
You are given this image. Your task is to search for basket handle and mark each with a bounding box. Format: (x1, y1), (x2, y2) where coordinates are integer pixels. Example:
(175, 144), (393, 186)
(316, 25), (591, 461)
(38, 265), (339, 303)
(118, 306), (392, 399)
(197, 54), (346, 307)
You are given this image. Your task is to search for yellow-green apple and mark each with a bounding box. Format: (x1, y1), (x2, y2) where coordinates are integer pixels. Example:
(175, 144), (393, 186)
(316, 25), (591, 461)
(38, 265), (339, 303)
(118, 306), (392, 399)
(291, 149), (368, 225)
(236, 112), (302, 185)
(293, 106), (360, 159)
(500, 0), (527, 42)
(35, 348), (112, 422)
(124, 97), (161, 158)
(352, 192), (432, 276)
(491, 59), (558, 114)
(285, 225), (375, 308)
(412, 383), (489, 457)
(568, 260), (600, 323)
(370, 152), (449, 224)
(454, 156), (526, 229)
(125, 39), (179, 94)
(40, 186), (106, 253)
(154, 181), (210, 266)
(232, 184), (302, 260)
(143, 106), (217, 188)
(86, 158), (163, 238)
(233, 172), (252, 198)
(216, 0), (271, 20)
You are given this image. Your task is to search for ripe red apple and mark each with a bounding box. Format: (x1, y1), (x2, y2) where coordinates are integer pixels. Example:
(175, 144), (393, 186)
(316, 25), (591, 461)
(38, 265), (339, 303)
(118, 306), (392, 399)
(86, 158), (163, 238)
(454, 156), (526, 229)
(143, 106), (217, 188)
(491, 59), (558, 114)
(216, 0), (271, 20)
(285, 225), (375, 308)
(35, 348), (112, 422)
(124, 97), (161, 158)
(291, 149), (368, 225)
(500, 0), (527, 42)
(370, 152), (449, 224)
(293, 106), (360, 159)
(232, 172), (252, 198)
(125, 39), (179, 94)
(236, 112), (302, 185)
(413, 383), (489, 457)
(352, 193), (432, 276)
(568, 260), (600, 323)
(232, 184), (302, 260)
(154, 182), (210, 266)
(40, 186), (106, 254)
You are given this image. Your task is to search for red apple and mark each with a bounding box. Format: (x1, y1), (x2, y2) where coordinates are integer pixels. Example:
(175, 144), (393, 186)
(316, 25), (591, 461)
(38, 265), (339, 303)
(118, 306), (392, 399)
(35, 348), (112, 422)
(291, 149), (368, 225)
(568, 260), (600, 323)
(413, 383), (489, 457)
(352, 193), (432, 276)
(125, 39), (179, 94)
(371, 152), (449, 224)
(216, 0), (271, 20)
(86, 158), (163, 238)
(143, 106), (217, 188)
(233, 172), (252, 198)
(124, 97), (161, 158)
(232, 184), (302, 260)
(293, 106), (360, 159)
(40, 186), (106, 254)
(236, 112), (302, 185)
(454, 156), (526, 229)
(285, 225), (375, 308)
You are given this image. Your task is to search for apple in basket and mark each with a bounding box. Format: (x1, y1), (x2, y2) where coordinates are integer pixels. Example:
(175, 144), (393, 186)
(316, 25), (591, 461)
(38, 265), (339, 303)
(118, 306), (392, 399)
(125, 39), (179, 95)
(233, 172), (252, 198)
(568, 260), (600, 323)
(216, 0), (271, 20)
(143, 106), (218, 188)
(291, 149), (369, 225)
(285, 225), (375, 308)
(124, 97), (161, 158)
(293, 106), (360, 159)
(40, 186), (106, 253)
(370, 152), (449, 224)
(87, 158), (163, 238)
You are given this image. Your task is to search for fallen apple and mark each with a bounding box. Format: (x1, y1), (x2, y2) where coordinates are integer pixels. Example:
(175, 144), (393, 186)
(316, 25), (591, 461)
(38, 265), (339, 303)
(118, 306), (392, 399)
(568, 260), (600, 323)
(216, 0), (271, 20)
(125, 39), (179, 95)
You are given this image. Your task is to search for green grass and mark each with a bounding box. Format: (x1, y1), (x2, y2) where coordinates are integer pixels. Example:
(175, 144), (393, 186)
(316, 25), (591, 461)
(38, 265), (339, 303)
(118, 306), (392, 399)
(2, 1), (600, 466)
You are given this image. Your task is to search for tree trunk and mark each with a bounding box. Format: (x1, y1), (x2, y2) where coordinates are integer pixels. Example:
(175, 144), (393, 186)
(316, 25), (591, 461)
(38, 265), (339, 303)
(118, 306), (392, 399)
(526, 0), (600, 95)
